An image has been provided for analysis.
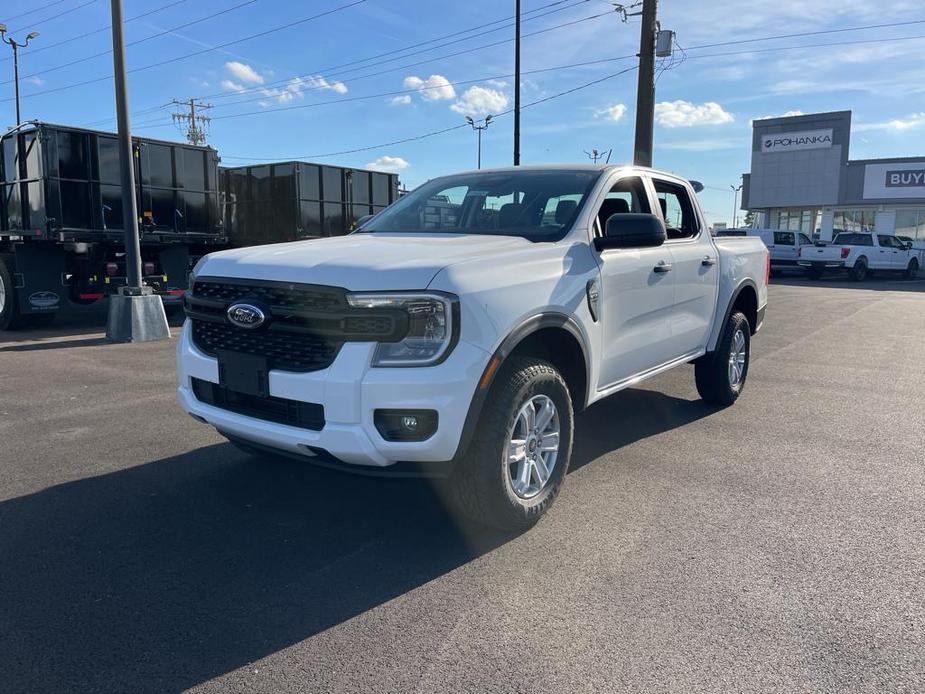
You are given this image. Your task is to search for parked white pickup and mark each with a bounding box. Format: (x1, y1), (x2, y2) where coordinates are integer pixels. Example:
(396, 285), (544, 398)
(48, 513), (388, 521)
(177, 165), (770, 530)
(798, 232), (920, 281)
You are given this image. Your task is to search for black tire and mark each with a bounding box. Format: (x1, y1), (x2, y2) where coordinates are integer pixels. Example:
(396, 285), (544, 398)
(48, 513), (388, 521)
(807, 265), (824, 280)
(444, 357), (574, 532)
(695, 311), (751, 407)
(905, 257), (919, 280)
(849, 257), (868, 282)
(0, 259), (30, 331)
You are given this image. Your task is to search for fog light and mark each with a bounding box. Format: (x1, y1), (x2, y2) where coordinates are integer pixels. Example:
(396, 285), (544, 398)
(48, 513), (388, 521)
(374, 409), (438, 442)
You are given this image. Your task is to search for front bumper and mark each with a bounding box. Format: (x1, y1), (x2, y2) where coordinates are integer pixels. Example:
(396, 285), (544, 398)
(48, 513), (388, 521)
(176, 320), (490, 467)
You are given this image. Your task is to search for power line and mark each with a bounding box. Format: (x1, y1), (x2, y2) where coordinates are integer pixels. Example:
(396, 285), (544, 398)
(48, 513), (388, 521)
(5, 0), (257, 85)
(201, 0), (595, 102)
(220, 66), (639, 161)
(1, 0), (188, 63)
(1, 0), (70, 24)
(6, 0), (97, 36)
(3, 0), (371, 102)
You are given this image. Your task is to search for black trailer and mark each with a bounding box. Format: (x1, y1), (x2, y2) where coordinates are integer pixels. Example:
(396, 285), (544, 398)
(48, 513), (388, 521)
(0, 121), (224, 330)
(221, 161), (399, 246)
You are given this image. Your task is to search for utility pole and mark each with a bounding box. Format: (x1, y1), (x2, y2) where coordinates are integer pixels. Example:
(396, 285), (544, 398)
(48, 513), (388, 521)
(105, 0), (169, 343)
(170, 98), (212, 145)
(0, 25), (40, 126)
(632, 0), (657, 166)
(730, 183), (743, 228)
(513, 0), (521, 166)
(466, 115), (493, 169)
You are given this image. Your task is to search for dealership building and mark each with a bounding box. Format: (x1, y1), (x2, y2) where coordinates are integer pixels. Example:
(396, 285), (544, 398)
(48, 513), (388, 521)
(741, 110), (925, 242)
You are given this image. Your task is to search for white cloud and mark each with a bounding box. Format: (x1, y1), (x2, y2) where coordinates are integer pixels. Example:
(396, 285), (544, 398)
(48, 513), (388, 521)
(366, 155), (410, 172)
(854, 112), (925, 132)
(596, 103), (627, 122)
(655, 100), (734, 128)
(450, 85), (508, 116)
(751, 110), (803, 124)
(389, 94), (412, 106)
(26, 75), (45, 86)
(225, 61), (264, 85)
(258, 75), (347, 105)
(221, 79), (247, 93)
(403, 74), (455, 101)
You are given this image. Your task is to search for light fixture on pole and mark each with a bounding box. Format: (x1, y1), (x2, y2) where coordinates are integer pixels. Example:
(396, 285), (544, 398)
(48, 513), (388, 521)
(466, 114), (493, 169)
(730, 183), (743, 228)
(0, 25), (40, 126)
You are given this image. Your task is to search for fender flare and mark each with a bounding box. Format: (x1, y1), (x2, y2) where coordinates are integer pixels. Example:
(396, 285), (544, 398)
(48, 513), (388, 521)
(452, 312), (591, 460)
(708, 279), (760, 352)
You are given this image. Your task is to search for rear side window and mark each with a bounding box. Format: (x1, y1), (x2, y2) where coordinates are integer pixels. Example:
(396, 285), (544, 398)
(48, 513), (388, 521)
(773, 231), (795, 245)
(653, 179), (699, 240)
(798, 233), (812, 245)
(834, 233), (873, 246)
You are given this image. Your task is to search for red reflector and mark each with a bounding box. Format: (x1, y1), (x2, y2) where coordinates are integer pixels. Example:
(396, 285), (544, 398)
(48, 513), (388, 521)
(167, 289), (186, 296)
(841, 247), (850, 258)
(765, 253), (771, 285)
(79, 293), (105, 300)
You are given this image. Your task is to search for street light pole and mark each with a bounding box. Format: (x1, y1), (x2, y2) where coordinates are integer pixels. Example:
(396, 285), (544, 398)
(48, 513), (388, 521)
(0, 25), (40, 126)
(730, 183), (743, 228)
(466, 115), (493, 169)
(105, 0), (169, 342)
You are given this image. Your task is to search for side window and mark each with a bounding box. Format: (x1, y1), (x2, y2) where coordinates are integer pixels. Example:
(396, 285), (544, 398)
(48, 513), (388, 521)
(653, 179), (699, 240)
(594, 176), (650, 236)
(878, 235), (895, 248)
(773, 231), (795, 246)
(798, 233), (812, 246)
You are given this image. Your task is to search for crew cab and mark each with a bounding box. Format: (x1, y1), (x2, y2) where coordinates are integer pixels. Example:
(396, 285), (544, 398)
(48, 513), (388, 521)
(798, 232), (919, 280)
(177, 165), (769, 530)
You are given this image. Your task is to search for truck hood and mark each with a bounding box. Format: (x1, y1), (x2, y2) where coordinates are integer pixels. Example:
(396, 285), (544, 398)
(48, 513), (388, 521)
(197, 233), (531, 290)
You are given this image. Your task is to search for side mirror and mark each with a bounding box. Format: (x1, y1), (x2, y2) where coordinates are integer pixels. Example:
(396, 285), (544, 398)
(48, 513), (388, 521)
(594, 213), (666, 251)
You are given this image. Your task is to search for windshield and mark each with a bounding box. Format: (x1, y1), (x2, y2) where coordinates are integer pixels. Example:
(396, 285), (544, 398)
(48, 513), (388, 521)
(358, 169), (601, 241)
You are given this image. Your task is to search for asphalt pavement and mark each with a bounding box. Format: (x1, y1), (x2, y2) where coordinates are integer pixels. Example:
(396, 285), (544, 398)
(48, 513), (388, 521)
(1, 275), (923, 693)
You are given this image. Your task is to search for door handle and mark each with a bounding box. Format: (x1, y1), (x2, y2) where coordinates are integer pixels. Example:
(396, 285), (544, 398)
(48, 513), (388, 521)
(653, 261), (673, 273)
(701, 256), (717, 266)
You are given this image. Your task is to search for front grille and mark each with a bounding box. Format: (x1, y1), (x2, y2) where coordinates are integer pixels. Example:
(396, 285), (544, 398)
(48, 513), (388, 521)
(186, 277), (408, 374)
(192, 279), (344, 312)
(192, 320), (342, 372)
(192, 378), (324, 430)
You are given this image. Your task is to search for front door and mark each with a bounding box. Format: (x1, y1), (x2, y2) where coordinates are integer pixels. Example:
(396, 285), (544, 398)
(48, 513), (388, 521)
(594, 175), (678, 388)
(772, 230), (798, 266)
(652, 176), (719, 356)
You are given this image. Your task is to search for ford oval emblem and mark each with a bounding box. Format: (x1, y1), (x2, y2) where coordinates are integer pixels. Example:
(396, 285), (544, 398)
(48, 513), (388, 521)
(226, 303), (266, 329)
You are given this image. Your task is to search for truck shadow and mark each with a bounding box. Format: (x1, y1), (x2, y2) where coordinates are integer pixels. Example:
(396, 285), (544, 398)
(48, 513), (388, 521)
(0, 388), (711, 693)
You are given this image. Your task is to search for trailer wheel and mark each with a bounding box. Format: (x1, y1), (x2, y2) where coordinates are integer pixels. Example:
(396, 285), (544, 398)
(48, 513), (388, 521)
(0, 258), (30, 331)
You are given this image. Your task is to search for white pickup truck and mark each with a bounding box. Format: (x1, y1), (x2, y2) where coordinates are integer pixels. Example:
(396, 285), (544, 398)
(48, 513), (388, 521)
(798, 232), (920, 280)
(177, 165), (769, 530)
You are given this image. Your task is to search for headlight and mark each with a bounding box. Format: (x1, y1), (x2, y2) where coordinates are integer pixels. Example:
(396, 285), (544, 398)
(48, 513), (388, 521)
(346, 292), (457, 366)
(188, 255), (209, 288)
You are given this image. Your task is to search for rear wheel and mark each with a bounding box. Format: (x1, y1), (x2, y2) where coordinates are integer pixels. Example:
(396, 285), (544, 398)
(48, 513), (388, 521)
(905, 257), (920, 280)
(850, 258), (868, 282)
(445, 357), (574, 532)
(695, 311), (750, 407)
(0, 259), (30, 331)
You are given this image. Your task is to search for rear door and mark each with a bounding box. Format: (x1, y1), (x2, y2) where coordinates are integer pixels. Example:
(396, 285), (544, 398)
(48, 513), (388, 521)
(650, 175), (719, 358)
(772, 231), (797, 266)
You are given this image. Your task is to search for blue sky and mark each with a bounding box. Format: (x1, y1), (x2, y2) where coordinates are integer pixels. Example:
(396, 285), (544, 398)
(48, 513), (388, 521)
(3, 0), (924, 226)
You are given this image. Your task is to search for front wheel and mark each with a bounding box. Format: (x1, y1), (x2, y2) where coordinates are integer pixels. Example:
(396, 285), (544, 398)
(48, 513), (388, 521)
(445, 357), (574, 532)
(695, 311), (751, 407)
(0, 259), (30, 331)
